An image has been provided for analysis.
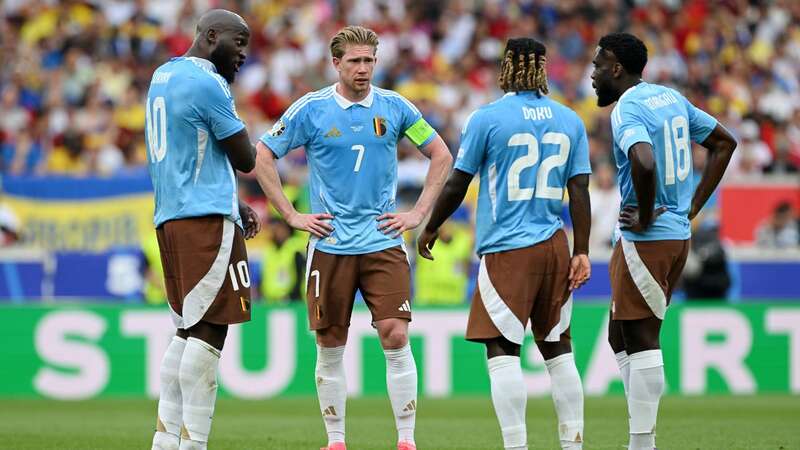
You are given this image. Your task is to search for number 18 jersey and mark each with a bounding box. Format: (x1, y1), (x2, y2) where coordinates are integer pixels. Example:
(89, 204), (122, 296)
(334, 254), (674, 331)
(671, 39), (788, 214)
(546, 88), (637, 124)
(455, 92), (592, 256)
(611, 82), (717, 242)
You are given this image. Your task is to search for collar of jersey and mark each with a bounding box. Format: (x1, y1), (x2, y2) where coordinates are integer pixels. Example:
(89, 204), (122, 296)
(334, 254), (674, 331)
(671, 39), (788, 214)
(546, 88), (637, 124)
(619, 81), (644, 102)
(333, 83), (374, 109)
(185, 57), (217, 73)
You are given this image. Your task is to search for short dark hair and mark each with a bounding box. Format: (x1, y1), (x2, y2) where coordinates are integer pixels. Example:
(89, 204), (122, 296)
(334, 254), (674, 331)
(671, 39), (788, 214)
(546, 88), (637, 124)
(775, 201), (793, 215)
(599, 33), (648, 75)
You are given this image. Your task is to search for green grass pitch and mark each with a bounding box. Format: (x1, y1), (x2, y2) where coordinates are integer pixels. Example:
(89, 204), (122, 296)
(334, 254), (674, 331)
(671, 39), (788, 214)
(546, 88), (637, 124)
(0, 396), (797, 449)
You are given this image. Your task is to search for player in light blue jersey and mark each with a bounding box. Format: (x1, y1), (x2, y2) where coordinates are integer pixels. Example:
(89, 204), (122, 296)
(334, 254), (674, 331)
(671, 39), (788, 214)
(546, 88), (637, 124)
(254, 26), (452, 450)
(419, 38), (592, 450)
(591, 33), (737, 450)
(146, 10), (261, 450)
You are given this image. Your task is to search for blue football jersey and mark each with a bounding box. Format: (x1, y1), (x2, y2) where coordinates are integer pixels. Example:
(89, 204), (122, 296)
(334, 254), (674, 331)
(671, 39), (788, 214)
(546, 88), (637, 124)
(455, 92), (592, 255)
(260, 85), (437, 255)
(145, 57), (245, 228)
(611, 82), (717, 241)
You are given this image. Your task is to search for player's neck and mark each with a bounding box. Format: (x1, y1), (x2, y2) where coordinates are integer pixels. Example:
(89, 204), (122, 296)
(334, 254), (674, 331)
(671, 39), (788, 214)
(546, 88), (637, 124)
(618, 77), (643, 97)
(336, 82), (370, 103)
(184, 45), (212, 65)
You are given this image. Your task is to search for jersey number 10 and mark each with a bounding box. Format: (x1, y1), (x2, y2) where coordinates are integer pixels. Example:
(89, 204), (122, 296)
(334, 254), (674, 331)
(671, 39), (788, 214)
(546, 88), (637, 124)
(146, 96), (168, 163)
(664, 115), (691, 185)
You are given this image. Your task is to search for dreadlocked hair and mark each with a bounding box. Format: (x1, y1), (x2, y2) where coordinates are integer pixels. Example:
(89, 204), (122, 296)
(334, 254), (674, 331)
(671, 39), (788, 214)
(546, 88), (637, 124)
(498, 38), (548, 96)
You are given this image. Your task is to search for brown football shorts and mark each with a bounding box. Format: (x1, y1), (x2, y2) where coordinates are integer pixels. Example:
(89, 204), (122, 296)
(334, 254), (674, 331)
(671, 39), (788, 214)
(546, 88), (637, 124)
(609, 237), (690, 321)
(466, 229), (572, 344)
(305, 244), (412, 330)
(157, 215), (251, 329)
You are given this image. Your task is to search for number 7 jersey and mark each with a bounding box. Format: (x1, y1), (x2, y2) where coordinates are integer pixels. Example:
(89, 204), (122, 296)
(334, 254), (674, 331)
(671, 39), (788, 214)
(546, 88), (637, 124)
(610, 82), (717, 242)
(455, 92), (592, 256)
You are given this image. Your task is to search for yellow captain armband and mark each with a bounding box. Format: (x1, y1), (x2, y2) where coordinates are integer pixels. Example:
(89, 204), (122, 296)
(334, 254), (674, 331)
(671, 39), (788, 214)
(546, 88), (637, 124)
(405, 118), (436, 147)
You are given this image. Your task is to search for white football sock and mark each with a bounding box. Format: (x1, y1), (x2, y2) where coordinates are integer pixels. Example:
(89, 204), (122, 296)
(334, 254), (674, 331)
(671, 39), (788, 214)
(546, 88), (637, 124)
(627, 350), (664, 450)
(316, 345), (347, 445)
(544, 353), (584, 449)
(384, 344), (418, 444)
(178, 337), (220, 449)
(152, 336), (186, 450)
(488, 355), (527, 450)
(615, 351), (631, 397)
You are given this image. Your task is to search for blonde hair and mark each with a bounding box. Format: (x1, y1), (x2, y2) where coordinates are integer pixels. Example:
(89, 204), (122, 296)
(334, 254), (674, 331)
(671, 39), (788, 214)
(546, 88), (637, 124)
(330, 25), (379, 58)
(498, 42), (549, 95)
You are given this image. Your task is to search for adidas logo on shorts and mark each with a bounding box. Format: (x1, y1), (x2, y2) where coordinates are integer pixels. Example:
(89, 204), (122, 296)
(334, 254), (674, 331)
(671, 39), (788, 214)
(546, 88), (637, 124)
(398, 300), (411, 312)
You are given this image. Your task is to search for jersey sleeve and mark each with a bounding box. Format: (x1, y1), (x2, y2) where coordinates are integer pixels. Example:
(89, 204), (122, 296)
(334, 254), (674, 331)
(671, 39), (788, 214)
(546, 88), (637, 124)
(612, 101), (652, 155)
(453, 109), (487, 175)
(682, 95), (718, 144)
(258, 97), (312, 158)
(568, 118), (592, 178)
(396, 95), (437, 148)
(197, 75), (246, 140)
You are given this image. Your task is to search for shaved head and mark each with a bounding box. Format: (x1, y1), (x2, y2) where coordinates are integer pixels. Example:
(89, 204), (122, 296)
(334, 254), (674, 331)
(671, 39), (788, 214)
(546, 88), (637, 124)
(187, 9), (250, 83)
(195, 9), (248, 36)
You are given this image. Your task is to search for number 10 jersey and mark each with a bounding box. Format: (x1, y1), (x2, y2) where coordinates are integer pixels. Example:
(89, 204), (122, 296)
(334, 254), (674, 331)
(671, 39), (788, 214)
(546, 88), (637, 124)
(455, 92), (592, 256)
(145, 57), (245, 228)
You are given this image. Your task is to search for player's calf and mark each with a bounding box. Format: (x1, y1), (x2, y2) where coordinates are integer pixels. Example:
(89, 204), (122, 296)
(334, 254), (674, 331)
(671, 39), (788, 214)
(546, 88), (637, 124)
(538, 338), (584, 449)
(151, 335), (187, 450)
(316, 344), (347, 447)
(483, 338), (527, 450)
(178, 337), (221, 450)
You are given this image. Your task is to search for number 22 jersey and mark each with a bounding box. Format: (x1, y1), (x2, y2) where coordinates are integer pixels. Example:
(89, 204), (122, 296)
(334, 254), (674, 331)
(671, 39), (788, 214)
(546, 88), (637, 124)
(455, 92), (592, 256)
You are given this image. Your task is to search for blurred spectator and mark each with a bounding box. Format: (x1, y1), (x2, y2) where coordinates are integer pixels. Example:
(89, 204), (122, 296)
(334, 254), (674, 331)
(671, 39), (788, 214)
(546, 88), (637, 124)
(0, 199), (20, 246)
(259, 217), (307, 304)
(764, 127), (799, 174)
(589, 162), (621, 251)
(755, 202), (799, 248)
(414, 222), (472, 305)
(141, 227), (166, 304)
(682, 224), (730, 300)
(729, 120), (772, 176)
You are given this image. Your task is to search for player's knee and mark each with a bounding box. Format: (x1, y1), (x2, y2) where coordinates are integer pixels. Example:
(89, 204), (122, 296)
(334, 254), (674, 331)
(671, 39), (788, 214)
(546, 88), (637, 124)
(485, 337), (521, 358)
(536, 339), (572, 361)
(379, 327), (408, 349)
(316, 326), (348, 347)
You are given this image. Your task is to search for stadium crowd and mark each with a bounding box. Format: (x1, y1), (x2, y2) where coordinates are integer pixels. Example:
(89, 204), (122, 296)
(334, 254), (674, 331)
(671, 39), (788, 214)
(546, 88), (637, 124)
(1, 0), (799, 301)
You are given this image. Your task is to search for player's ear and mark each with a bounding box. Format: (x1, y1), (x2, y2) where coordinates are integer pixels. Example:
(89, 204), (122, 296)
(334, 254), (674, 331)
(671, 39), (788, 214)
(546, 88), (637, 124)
(206, 28), (218, 46)
(612, 61), (624, 79)
(332, 57), (341, 72)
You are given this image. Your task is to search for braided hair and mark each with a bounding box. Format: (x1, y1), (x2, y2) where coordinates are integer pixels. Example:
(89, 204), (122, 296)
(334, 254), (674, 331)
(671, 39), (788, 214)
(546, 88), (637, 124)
(497, 38), (548, 96)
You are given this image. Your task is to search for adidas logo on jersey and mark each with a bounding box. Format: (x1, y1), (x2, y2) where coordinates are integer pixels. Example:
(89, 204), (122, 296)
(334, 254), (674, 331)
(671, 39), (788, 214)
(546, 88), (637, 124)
(398, 300), (411, 312)
(325, 126), (342, 138)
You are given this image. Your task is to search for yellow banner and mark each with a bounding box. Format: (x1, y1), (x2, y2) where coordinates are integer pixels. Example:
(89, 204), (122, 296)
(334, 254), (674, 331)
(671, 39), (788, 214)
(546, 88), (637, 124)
(5, 194), (154, 251)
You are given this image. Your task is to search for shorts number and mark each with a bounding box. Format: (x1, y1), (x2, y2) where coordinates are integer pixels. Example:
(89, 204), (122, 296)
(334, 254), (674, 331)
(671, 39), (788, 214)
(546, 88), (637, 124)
(663, 115), (690, 185)
(507, 132), (571, 201)
(351, 144), (365, 172)
(228, 261), (251, 291)
(146, 96), (167, 162)
(309, 269), (320, 298)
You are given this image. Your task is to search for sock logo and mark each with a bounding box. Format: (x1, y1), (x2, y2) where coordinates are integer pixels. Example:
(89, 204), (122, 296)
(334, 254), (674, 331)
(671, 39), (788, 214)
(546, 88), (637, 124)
(398, 300), (411, 312)
(322, 406), (338, 417)
(403, 400), (416, 412)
